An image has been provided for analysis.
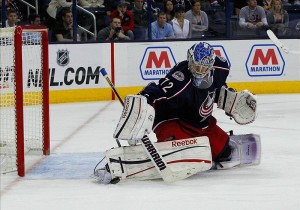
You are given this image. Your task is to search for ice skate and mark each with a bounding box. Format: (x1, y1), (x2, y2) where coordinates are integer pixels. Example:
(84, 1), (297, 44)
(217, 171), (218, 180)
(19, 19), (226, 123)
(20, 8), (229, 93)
(92, 163), (113, 184)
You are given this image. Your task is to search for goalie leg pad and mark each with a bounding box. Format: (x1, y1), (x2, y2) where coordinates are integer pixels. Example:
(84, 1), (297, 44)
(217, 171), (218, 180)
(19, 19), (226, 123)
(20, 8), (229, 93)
(104, 136), (212, 182)
(113, 95), (155, 146)
(217, 86), (257, 125)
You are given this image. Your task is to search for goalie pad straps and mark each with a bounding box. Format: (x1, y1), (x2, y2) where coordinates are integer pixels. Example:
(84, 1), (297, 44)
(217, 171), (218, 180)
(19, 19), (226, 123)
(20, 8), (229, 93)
(217, 86), (257, 125)
(113, 95), (155, 146)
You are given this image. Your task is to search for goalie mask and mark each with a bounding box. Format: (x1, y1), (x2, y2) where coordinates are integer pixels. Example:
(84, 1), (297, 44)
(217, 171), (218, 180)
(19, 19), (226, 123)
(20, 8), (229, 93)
(187, 42), (216, 88)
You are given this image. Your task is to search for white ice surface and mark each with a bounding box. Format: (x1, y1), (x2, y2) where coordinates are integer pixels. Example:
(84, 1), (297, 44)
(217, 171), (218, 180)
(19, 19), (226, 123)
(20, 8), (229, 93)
(1, 94), (300, 210)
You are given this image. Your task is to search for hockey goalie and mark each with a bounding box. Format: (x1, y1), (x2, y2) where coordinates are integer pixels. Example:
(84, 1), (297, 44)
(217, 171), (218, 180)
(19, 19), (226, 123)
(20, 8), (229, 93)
(94, 42), (260, 184)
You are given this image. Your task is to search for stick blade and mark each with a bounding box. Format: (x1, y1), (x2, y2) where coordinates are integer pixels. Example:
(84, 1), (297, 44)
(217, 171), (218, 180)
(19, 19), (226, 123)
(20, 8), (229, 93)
(267, 30), (289, 54)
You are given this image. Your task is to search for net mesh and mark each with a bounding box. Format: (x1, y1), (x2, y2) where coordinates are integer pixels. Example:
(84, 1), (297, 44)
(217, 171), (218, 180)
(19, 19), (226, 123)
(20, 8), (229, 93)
(0, 27), (45, 174)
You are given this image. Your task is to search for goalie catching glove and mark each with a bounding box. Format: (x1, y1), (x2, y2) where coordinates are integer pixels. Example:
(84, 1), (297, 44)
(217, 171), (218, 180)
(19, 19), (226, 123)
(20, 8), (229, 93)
(113, 95), (155, 146)
(217, 86), (257, 125)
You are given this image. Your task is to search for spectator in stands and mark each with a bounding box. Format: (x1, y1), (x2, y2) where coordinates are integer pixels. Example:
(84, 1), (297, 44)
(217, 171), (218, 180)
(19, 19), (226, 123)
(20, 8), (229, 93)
(172, 0), (192, 11)
(28, 13), (42, 26)
(47, 0), (92, 19)
(210, 0), (225, 7)
(82, 0), (105, 8)
(5, 9), (18, 27)
(132, 0), (151, 40)
(233, 0), (247, 16)
(46, 0), (92, 29)
(110, 1), (135, 40)
(155, 0), (165, 10)
(23, 13), (43, 43)
(140, 0), (160, 18)
(127, 0), (161, 23)
(133, 0), (147, 27)
(6, 0), (23, 22)
(171, 5), (192, 38)
(239, 0), (268, 34)
(185, 0), (208, 38)
(281, 0), (291, 5)
(47, 0), (71, 20)
(194, 0), (210, 11)
(104, 0), (118, 14)
(262, 0), (273, 13)
(267, 0), (289, 35)
(97, 17), (131, 40)
(233, 0), (263, 15)
(280, 0), (300, 5)
(52, 9), (80, 41)
(164, 0), (175, 23)
(151, 11), (175, 39)
(103, 0), (123, 20)
(79, 0), (105, 32)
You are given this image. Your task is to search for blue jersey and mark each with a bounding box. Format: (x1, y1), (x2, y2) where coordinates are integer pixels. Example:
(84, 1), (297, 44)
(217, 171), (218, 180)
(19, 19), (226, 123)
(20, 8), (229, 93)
(139, 56), (230, 129)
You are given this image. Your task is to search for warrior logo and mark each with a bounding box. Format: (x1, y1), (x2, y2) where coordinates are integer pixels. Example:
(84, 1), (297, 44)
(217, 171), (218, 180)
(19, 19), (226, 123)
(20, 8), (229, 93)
(57, 49), (69, 66)
(199, 91), (215, 121)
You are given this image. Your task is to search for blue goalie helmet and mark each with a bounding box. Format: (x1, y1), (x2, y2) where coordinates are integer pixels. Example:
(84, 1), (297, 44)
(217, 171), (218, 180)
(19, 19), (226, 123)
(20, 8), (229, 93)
(187, 42), (216, 78)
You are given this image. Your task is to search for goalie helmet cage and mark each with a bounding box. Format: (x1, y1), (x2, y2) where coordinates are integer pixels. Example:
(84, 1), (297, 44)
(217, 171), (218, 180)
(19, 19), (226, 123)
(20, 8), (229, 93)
(0, 26), (50, 177)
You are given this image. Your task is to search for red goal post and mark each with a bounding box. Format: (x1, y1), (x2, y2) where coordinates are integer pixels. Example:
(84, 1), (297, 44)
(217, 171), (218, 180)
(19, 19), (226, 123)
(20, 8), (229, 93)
(0, 26), (50, 177)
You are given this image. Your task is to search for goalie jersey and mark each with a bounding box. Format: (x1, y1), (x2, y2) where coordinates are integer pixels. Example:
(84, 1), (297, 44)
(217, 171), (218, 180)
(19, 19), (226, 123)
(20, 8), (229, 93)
(139, 56), (230, 129)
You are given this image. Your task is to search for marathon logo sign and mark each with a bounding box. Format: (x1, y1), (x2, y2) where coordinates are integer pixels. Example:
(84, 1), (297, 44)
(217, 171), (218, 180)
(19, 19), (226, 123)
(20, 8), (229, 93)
(211, 45), (231, 68)
(140, 47), (176, 80)
(172, 139), (198, 147)
(246, 44), (285, 77)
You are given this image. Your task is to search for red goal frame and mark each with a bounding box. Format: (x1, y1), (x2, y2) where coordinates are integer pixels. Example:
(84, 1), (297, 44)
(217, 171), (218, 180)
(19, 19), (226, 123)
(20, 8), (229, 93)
(14, 26), (50, 176)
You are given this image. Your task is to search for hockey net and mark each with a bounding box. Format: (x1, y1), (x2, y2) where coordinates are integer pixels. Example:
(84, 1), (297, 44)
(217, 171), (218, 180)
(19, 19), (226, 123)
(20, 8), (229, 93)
(0, 26), (50, 177)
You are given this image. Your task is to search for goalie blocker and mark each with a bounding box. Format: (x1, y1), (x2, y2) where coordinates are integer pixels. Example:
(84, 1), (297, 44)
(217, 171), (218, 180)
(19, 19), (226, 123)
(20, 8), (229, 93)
(94, 133), (261, 183)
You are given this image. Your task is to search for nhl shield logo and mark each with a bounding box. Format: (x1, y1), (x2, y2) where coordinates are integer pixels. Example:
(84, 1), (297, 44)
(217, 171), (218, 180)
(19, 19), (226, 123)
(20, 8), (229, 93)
(57, 49), (69, 66)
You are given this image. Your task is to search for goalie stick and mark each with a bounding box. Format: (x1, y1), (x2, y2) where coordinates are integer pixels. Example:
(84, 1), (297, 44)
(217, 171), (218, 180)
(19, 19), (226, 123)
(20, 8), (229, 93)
(100, 68), (124, 106)
(100, 68), (208, 183)
(266, 29), (289, 54)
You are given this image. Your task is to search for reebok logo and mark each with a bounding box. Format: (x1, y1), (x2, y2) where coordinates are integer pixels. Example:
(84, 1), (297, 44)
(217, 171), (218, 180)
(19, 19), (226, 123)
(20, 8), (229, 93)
(172, 139), (198, 147)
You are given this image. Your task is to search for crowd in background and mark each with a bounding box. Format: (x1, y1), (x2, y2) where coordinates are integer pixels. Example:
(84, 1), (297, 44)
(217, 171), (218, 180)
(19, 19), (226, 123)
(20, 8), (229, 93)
(1, 0), (300, 42)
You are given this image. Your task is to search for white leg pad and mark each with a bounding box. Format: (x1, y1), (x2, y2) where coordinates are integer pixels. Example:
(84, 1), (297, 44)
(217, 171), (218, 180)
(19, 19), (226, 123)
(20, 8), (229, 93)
(105, 136), (212, 181)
